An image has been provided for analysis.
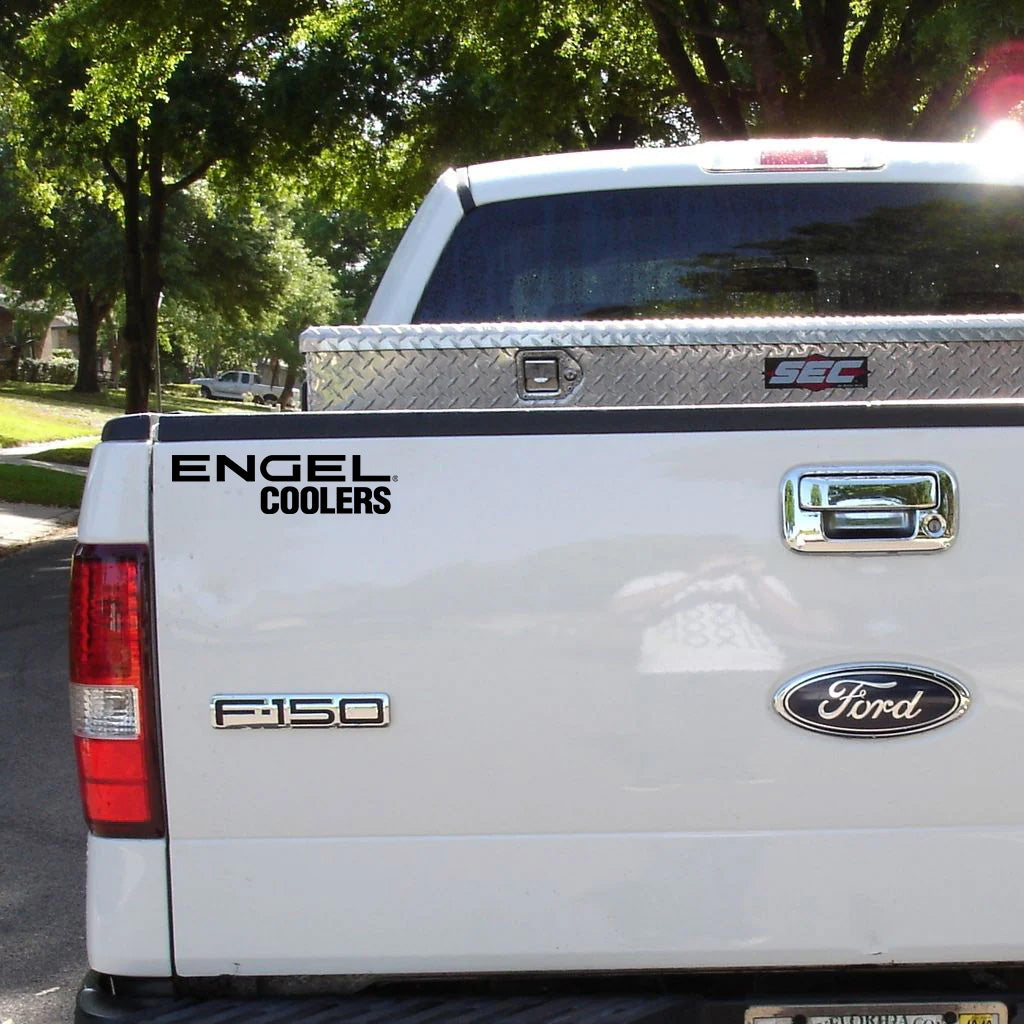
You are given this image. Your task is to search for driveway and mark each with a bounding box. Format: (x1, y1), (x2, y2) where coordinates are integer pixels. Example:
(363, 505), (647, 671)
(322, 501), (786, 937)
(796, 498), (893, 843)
(0, 537), (84, 1023)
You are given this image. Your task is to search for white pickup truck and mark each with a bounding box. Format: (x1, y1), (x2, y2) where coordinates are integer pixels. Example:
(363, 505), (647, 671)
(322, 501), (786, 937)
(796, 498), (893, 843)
(190, 369), (291, 405)
(73, 139), (1024, 1023)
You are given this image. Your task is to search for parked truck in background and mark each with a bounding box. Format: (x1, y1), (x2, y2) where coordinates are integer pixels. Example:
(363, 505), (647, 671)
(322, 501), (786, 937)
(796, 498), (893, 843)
(73, 138), (1024, 1022)
(190, 369), (295, 406)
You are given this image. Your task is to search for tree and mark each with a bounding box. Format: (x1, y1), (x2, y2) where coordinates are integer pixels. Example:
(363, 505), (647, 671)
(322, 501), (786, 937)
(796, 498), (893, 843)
(159, 185), (293, 374)
(303, 1), (691, 220)
(157, 188), (343, 399)
(295, 206), (402, 322)
(362, 0), (1024, 174)
(634, 0), (1024, 140)
(0, 1), (400, 412)
(388, 1), (1024, 146)
(1, 197), (121, 393)
(0, 131), (122, 391)
(263, 233), (341, 410)
(61, 200), (122, 392)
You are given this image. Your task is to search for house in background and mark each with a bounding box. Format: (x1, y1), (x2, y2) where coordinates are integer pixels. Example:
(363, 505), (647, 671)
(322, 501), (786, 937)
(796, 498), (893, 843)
(0, 300), (79, 366)
(38, 313), (80, 359)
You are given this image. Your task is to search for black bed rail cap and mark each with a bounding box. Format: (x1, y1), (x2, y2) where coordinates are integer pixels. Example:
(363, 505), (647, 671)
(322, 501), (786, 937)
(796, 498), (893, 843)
(101, 414), (159, 442)
(150, 400), (1024, 443)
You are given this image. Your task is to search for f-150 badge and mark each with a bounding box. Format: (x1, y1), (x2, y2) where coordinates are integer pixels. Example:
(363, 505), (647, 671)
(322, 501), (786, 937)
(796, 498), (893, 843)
(211, 693), (390, 729)
(773, 664), (969, 737)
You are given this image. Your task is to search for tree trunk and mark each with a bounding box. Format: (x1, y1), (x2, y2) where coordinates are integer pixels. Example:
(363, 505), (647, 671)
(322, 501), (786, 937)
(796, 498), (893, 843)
(120, 120), (168, 414)
(70, 288), (107, 393)
(279, 365), (297, 411)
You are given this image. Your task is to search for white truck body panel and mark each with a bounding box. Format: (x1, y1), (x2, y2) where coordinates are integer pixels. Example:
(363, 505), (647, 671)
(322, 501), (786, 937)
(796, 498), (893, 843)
(147, 425), (1021, 974)
(77, 442), (151, 545)
(170, 826), (1024, 975)
(86, 836), (171, 976)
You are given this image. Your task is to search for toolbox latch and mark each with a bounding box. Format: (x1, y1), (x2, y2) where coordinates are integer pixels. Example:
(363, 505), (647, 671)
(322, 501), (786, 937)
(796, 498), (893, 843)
(515, 351), (582, 401)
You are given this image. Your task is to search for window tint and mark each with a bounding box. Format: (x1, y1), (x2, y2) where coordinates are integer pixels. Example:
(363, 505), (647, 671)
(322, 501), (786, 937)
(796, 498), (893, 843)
(414, 183), (1024, 322)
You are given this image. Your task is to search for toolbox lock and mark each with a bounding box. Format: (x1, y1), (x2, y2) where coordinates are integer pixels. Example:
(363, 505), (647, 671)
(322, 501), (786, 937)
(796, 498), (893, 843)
(516, 350), (582, 400)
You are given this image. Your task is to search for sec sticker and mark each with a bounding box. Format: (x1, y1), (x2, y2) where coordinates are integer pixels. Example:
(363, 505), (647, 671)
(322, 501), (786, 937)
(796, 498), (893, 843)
(960, 1015), (995, 1024)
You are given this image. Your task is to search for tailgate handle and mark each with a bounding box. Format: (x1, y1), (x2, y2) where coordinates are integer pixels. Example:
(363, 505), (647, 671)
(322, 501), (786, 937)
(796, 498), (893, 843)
(783, 466), (956, 553)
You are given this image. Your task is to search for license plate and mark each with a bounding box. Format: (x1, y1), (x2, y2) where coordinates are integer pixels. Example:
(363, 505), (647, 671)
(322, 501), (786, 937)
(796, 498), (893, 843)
(746, 1003), (1008, 1024)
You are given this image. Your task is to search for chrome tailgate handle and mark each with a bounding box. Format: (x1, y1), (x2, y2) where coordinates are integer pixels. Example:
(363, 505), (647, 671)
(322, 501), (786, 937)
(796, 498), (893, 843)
(797, 474), (938, 510)
(783, 466), (956, 553)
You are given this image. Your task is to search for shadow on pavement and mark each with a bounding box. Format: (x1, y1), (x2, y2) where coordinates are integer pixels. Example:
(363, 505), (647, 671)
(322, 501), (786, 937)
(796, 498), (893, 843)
(0, 537), (86, 1023)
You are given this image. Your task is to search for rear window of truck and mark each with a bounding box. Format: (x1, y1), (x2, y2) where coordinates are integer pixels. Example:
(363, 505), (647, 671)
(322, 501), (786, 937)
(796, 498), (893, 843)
(414, 182), (1024, 321)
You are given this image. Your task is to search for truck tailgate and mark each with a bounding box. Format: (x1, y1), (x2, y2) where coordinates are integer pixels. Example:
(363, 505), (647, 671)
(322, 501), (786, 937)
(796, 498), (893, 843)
(151, 407), (1023, 976)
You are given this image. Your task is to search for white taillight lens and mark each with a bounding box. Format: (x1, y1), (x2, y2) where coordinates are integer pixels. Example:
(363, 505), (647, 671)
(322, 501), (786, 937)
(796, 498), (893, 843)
(70, 684), (140, 739)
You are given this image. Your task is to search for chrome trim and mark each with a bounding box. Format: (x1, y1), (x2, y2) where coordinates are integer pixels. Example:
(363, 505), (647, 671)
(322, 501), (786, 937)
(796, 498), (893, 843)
(797, 473), (938, 510)
(772, 663), (970, 739)
(301, 313), (1024, 353)
(782, 464), (956, 553)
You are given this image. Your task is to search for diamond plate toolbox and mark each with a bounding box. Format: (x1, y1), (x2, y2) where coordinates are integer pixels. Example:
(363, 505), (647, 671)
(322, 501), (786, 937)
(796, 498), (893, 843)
(300, 315), (1024, 411)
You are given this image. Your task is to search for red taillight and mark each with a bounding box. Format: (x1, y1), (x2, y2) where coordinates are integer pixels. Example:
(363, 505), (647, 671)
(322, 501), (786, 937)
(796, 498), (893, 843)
(69, 545), (164, 838)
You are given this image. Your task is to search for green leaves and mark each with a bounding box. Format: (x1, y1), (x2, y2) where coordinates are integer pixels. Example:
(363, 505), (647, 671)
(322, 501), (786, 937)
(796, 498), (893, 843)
(160, 188), (343, 372)
(3, 0), (1024, 408)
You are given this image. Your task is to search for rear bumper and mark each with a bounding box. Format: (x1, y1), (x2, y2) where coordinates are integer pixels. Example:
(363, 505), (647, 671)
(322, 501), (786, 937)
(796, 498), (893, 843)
(75, 967), (1024, 1024)
(74, 971), (692, 1022)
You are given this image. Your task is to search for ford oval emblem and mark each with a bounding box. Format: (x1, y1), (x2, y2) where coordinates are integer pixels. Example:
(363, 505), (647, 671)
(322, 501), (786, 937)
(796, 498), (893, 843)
(773, 663), (970, 738)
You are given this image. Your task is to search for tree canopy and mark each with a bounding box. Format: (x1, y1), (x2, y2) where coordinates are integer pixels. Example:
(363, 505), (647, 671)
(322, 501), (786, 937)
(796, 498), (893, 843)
(1, 0), (394, 409)
(635, 0), (1024, 139)
(3, 0), (1024, 411)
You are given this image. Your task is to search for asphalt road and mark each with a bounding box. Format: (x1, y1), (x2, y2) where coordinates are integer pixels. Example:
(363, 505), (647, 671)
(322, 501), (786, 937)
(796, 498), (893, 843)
(0, 538), (84, 1024)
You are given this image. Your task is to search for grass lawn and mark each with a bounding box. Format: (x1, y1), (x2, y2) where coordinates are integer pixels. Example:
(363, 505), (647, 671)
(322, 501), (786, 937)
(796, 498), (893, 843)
(31, 443), (98, 468)
(0, 463), (86, 508)
(0, 394), (110, 447)
(0, 381), (262, 448)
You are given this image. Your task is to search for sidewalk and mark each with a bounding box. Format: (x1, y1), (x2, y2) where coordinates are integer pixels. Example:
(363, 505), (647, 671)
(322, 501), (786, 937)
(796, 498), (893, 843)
(0, 500), (77, 553)
(0, 435), (96, 460)
(0, 437), (92, 555)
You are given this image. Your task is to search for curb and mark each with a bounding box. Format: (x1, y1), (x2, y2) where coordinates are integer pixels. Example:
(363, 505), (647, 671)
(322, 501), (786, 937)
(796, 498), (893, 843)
(0, 523), (78, 558)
